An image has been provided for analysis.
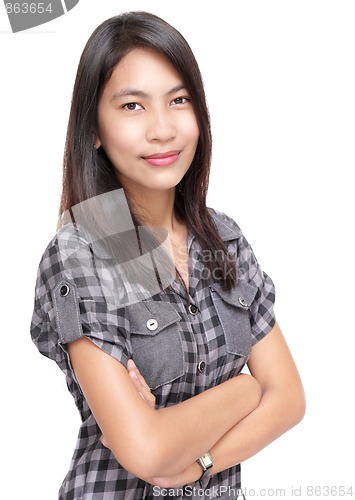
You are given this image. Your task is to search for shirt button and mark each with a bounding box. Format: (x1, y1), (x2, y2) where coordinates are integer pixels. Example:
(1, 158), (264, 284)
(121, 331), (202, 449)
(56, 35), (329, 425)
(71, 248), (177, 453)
(60, 284), (70, 297)
(197, 361), (206, 373)
(146, 319), (158, 331)
(238, 297), (248, 308)
(188, 304), (198, 315)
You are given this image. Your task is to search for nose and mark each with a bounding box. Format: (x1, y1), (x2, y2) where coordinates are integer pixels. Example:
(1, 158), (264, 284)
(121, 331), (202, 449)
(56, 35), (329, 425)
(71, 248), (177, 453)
(146, 107), (176, 143)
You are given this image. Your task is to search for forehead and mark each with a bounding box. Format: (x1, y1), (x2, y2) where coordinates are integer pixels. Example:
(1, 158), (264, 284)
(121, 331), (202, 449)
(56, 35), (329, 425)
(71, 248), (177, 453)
(103, 48), (183, 94)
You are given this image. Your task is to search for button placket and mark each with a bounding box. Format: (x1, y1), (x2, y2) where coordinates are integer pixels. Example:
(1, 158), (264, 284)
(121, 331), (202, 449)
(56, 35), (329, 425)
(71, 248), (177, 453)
(188, 303), (198, 315)
(186, 301), (207, 377)
(197, 360), (206, 373)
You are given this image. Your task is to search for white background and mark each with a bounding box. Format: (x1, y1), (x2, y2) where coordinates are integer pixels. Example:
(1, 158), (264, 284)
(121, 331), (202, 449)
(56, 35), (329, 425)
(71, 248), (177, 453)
(1, 1), (354, 498)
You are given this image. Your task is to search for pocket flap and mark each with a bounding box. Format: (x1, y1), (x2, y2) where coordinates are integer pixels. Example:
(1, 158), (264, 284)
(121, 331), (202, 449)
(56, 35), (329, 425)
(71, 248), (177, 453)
(127, 300), (181, 335)
(211, 279), (257, 309)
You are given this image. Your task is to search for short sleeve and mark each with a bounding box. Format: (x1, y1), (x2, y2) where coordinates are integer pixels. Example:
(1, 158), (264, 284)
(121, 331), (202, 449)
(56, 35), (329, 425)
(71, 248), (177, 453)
(236, 237), (276, 344)
(221, 214), (276, 345)
(30, 227), (132, 383)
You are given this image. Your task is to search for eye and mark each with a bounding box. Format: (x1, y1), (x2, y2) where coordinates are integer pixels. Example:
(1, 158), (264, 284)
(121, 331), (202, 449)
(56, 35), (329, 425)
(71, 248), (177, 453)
(123, 102), (143, 111)
(171, 96), (190, 106)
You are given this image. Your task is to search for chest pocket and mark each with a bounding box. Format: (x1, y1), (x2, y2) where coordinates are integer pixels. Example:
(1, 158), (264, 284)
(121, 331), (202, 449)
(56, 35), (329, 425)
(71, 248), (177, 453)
(127, 300), (184, 390)
(210, 280), (257, 358)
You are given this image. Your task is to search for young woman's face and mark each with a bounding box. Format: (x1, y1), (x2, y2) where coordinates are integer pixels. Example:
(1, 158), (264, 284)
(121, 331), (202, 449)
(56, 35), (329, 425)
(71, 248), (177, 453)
(95, 48), (199, 195)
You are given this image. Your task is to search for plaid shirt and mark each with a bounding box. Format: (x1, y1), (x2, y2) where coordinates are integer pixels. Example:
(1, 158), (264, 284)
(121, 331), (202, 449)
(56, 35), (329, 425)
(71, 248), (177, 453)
(31, 208), (276, 500)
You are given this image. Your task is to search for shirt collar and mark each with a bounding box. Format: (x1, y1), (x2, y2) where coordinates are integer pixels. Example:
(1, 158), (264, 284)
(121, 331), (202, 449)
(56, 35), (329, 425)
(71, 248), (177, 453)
(209, 209), (242, 242)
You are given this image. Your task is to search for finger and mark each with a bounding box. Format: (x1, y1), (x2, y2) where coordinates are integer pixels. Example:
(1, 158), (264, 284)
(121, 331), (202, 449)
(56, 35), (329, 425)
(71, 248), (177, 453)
(137, 385), (156, 408)
(130, 374), (155, 408)
(100, 435), (109, 448)
(127, 360), (156, 408)
(128, 359), (151, 391)
(127, 358), (136, 370)
(129, 371), (155, 406)
(128, 370), (153, 404)
(128, 369), (142, 392)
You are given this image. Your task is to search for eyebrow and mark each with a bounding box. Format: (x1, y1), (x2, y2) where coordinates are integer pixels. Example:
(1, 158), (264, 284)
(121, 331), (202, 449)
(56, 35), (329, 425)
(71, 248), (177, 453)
(110, 84), (187, 102)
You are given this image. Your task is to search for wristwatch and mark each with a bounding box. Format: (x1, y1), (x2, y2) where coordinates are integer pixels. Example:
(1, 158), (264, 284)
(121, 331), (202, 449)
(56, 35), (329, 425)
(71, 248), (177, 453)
(196, 452), (213, 481)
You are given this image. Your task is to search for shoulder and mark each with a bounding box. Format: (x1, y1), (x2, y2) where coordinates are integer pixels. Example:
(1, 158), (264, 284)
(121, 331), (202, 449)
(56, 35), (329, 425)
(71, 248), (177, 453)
(36, 224), (90, 283)
(207, 207), (243, 242)
(207, 207), (267, 282)
(34, 223), (104, 312)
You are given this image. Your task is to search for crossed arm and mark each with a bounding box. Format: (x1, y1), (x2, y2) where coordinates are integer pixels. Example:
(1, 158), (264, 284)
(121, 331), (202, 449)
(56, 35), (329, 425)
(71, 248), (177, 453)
(68, 322), (305, 487)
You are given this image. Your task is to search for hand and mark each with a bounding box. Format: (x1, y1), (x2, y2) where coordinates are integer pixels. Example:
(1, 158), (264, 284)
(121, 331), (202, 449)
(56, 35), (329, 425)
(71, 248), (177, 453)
(126, 359), (156, 409)
(100, 359), (156, 448)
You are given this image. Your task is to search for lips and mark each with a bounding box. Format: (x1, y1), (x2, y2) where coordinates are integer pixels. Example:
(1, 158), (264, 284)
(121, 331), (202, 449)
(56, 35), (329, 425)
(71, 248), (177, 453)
(143, 151), (180, 167)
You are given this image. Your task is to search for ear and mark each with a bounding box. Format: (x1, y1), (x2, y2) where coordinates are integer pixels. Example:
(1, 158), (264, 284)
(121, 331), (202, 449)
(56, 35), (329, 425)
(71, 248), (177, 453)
(94, 136), (102, 149)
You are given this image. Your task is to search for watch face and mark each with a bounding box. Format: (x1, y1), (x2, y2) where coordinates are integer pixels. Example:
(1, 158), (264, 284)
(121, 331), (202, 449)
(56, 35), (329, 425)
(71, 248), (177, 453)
(197, 453), (213, 481)
(200, 453), (213, 469)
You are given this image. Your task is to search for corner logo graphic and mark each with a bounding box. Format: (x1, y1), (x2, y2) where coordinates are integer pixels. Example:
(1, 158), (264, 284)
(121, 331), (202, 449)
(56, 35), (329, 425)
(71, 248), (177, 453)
(3, 0), (79, 32)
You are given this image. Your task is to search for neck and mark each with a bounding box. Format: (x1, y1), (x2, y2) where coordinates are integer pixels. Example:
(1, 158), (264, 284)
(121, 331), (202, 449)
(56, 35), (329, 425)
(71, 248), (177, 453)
(127, 187), (182, 232)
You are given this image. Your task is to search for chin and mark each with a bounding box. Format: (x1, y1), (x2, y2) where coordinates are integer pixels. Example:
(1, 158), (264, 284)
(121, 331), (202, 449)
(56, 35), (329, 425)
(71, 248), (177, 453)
(148, 184), (178, 192)
(145, 177), (183, 192)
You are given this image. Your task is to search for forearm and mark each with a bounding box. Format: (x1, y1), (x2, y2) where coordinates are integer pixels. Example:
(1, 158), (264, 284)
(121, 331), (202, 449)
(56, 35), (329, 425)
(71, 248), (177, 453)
(206, 324), (306, 480)
(147, 325), (306, 487)
(150, 373), (261, 477)
(152, 382), (305, 489)
(106, 372), (261, 479)
(70, 338), (261, 479)
(208, 382), (306, 476)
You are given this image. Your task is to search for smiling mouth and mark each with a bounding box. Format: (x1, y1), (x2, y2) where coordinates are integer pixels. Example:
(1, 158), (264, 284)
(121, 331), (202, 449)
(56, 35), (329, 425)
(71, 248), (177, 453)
(143, 151), (180, 167)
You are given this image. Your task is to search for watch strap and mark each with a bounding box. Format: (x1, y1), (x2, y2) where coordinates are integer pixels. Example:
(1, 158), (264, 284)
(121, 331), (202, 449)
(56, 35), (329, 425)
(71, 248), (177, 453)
(196, 452), (213, 481)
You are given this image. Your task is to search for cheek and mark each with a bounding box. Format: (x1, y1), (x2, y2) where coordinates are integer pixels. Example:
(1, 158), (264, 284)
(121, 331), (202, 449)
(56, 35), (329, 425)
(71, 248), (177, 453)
(185, 118), (200, 149)
(100, 120), (140, 154)
(189, 126), (200, 167)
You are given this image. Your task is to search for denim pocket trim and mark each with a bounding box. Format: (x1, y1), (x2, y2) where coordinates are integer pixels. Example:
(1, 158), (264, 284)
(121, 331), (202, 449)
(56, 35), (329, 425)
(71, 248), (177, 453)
(127, 300), (184, 390)
(210, 280), (257, 357)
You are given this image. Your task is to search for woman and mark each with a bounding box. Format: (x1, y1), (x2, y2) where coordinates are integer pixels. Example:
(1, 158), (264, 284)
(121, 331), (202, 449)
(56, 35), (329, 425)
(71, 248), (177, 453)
(31, 11), (305, 499)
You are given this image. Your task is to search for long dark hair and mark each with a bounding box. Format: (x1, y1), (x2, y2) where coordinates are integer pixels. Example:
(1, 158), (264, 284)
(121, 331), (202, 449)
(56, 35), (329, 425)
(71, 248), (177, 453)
(60, 11), (237, 291)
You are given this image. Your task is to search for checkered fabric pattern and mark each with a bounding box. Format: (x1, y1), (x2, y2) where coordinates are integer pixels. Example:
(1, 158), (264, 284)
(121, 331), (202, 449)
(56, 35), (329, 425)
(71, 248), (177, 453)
(30, 208), (276, 499)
